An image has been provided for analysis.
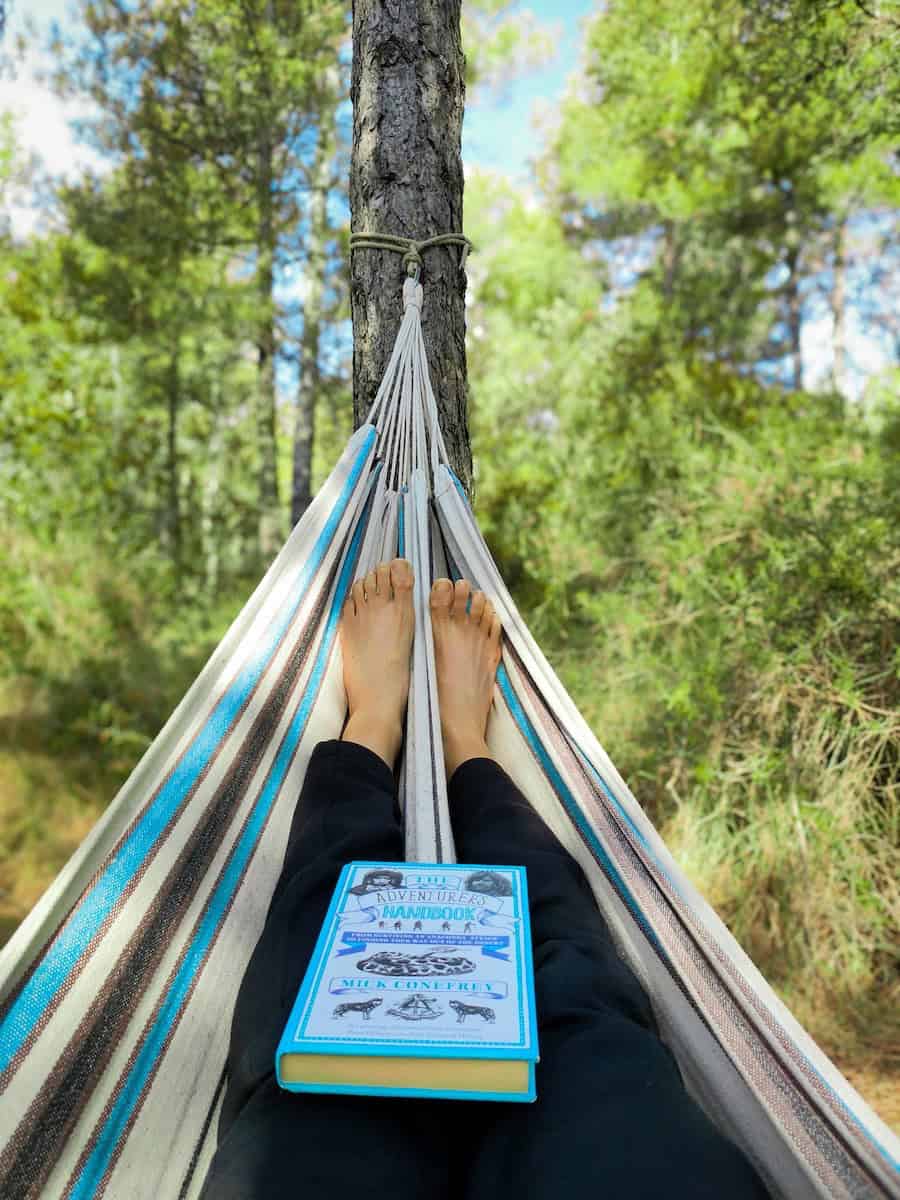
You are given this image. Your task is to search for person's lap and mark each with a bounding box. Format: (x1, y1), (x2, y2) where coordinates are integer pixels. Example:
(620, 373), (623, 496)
(202, 739), (768, 1200)
(464, 1003), (766, 1200)
(203, 558), (771, 1199)
(206, 1077), (466, 1200)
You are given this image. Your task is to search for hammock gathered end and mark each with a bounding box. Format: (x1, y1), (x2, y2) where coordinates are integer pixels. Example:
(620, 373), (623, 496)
(0, 243), (898, 1200)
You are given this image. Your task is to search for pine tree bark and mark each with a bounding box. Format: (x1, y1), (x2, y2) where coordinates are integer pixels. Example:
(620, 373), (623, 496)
(350, 0), (472, 497)
(292, 122), (333, 525)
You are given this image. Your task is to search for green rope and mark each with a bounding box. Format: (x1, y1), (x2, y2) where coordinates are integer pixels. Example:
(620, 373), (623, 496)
(349, 231), (473, 275)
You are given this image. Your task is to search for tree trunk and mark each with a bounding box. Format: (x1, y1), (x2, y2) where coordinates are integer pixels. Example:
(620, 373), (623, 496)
(256, 125), (281, 562)
(831, 218), (848, 396)
(202, 378), (224, 596)
(785, 243), (803, 390)
(662, 219), (679, 303)
(165, 341), (182, 582)
(350, 0), (472, 497)
(292, 121), (333, 526)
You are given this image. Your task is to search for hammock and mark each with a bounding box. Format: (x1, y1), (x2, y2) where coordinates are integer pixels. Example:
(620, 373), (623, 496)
(1, 255), (898, 1200)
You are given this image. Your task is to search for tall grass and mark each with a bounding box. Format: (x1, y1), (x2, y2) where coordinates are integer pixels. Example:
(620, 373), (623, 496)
(551, 634), (899, 1123)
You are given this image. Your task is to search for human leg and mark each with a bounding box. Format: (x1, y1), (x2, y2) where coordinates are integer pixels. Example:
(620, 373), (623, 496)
(201, 560), (458, 1200)
(429, 577), (769, 1200)
(450, 757), (769, 1200)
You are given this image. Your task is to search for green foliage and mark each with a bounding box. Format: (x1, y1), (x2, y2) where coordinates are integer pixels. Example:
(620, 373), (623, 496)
(553, 0), (900, 381)
(466, 168), (899, 1072)
(0, 525), (251, 941)
(1, 0), (898, 1125)
(558, 0), (899, 216)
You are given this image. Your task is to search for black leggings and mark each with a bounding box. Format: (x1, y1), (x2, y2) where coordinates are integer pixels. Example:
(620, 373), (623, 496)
(201, 739), (769, 1200)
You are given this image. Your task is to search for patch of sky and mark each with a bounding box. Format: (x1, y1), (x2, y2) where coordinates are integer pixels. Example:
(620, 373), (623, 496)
(462, 0), (595, 186)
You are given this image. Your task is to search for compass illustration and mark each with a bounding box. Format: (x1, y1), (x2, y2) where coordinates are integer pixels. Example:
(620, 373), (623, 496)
(386, 995), (443, 1021)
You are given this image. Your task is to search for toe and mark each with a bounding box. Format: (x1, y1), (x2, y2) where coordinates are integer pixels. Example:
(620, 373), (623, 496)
(469, 591), (486, 623)
(343, 592), (356, 619)
(451, 578), (471, 617)
(480, 598), (495, 629)
(488, 614), (502, 649)
(351, 579), (366, 611)
(364, 568), (378, 601)
(430, 578), (454, 616)
(390, 558), (414, 592)
(374, 562), (391, 600)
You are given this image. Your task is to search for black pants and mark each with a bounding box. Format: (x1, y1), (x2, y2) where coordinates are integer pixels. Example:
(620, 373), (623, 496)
(201, 740), (768, 1200)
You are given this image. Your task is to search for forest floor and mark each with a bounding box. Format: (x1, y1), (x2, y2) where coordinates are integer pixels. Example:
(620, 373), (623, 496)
(833, 1059), (900, 1134)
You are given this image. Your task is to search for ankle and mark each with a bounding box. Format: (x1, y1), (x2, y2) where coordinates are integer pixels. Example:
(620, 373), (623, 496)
(442, 728), (492, 781)
(342, 710), (403, 770)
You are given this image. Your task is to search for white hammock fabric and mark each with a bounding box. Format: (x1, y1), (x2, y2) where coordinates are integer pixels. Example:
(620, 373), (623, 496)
(0, 275), (898, 1200)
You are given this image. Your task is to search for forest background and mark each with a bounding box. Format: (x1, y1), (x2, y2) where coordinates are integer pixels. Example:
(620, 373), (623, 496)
(1, 0), (898, 1130)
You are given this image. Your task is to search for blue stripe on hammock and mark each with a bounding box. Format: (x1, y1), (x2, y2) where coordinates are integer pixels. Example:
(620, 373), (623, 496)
(0, 429), (375, 1075)
(67, 498), (371, 1200)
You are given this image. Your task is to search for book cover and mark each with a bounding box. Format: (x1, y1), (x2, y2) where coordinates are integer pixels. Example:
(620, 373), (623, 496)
(276, 860), (539, 1102)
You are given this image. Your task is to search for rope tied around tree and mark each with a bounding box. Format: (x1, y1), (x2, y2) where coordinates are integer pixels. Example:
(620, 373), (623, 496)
(349, 231), (473, 278)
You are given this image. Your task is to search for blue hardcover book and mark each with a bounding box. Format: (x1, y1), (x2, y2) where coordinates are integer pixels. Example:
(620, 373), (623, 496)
(276, 861), (539, 1102)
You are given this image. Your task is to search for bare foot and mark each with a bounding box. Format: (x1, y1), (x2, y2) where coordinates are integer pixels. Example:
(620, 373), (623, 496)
(339, 558), (415, 768)
(430, 578), (502, 780)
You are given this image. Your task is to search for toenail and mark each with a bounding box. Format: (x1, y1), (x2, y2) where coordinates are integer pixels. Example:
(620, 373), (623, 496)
(432, 579), (453, 597)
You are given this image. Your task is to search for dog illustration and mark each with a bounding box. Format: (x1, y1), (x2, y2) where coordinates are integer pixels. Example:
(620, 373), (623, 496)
(449, 1000), (496, 1024)
(332, 998), (383, 1020)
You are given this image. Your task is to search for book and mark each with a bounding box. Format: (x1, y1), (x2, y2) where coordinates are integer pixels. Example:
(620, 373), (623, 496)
(276, 860), (539, 1102)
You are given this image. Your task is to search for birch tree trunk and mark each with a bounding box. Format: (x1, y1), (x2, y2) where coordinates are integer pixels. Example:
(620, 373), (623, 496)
(350, 0), (472, 497)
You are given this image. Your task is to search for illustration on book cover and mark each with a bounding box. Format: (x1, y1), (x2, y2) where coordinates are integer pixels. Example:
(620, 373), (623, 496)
(297, 864), (525, 1048)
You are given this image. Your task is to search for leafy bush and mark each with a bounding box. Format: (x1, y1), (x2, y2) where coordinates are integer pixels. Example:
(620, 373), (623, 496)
(468, 184), (900, 1072)
(0, 529), (249, 941)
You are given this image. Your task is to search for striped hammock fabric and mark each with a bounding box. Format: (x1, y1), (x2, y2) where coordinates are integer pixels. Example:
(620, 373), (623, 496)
(1, 274), (898, 1200)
